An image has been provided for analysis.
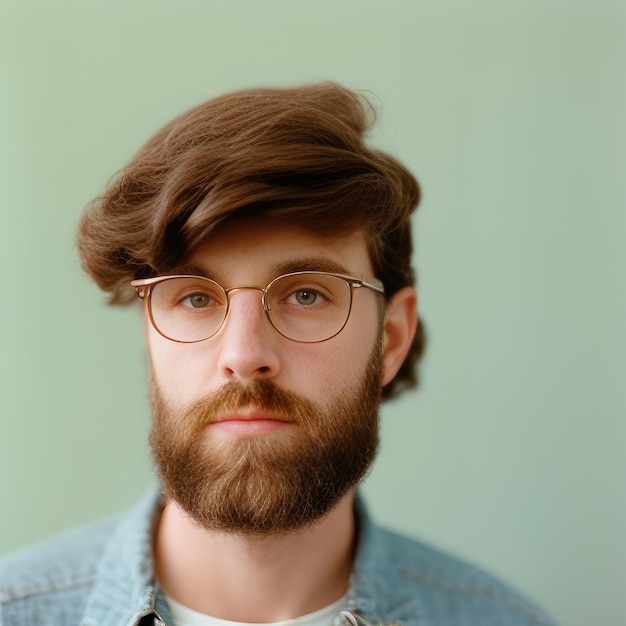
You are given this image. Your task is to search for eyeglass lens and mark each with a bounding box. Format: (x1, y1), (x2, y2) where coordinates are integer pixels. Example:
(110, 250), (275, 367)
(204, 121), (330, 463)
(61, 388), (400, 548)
(147, 273), (354, 343)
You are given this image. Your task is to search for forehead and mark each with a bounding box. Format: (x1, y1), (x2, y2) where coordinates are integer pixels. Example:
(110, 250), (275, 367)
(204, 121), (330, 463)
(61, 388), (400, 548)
(183, 216), (373, 281)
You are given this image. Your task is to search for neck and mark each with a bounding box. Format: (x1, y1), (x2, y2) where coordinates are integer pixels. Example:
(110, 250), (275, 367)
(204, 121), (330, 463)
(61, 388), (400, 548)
(153, 492), (357, 623)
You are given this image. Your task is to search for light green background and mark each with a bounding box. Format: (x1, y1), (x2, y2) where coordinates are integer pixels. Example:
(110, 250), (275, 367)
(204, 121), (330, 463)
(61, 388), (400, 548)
(1, 2), (624, 625)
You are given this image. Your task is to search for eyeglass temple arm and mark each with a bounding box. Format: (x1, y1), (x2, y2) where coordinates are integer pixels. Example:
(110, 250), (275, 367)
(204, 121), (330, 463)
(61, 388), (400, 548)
(354, 277), (385, 294)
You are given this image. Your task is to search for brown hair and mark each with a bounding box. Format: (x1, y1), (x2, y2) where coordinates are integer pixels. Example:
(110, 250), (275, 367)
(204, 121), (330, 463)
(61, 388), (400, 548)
(77, 82), (424, 398)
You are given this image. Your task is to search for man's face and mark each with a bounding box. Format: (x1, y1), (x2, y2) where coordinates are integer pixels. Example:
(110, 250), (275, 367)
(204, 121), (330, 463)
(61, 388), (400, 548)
(147, 217), (394, 536)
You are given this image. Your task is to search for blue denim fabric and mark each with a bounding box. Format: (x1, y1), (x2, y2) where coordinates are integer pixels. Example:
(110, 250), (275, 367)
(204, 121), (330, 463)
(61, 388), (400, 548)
(0, 487), (557, 626)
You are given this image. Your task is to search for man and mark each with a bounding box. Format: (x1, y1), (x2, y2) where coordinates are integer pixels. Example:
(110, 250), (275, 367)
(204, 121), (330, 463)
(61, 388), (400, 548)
(0, 83), (556, 625)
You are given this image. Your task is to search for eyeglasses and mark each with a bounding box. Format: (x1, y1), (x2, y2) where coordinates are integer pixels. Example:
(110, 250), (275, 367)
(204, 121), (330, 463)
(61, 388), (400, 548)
(131, 271), (385, 344)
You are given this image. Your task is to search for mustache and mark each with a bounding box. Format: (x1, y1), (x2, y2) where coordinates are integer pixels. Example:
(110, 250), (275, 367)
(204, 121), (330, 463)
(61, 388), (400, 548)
(182, 379), (318, 430)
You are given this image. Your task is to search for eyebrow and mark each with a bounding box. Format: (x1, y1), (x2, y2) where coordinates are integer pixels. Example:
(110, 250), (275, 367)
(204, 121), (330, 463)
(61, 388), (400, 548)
(174, 257), (352, 282)
(173, 263), (217, 280)
(272, 258), (350, 276)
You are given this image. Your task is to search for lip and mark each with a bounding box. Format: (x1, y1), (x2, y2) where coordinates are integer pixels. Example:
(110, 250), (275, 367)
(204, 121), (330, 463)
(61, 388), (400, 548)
(210, 409), (292, 436)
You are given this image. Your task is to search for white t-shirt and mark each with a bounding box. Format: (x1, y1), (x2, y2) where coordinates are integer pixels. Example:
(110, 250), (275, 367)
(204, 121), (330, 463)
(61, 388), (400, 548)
(165, 593), (349, 626)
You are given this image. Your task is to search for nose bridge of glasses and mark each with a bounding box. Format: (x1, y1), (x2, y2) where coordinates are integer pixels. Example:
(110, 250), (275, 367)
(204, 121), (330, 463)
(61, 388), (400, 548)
(225, 285), (271, 313)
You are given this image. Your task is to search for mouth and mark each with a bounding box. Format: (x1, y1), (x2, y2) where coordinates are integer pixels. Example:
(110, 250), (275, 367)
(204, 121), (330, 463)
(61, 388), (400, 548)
(210, 409), (292, 436)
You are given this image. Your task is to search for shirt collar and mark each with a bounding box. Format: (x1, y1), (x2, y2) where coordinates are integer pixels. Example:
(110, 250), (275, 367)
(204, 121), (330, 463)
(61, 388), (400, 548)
(80, 486), (165, 626)
(346, 495), (420, 626)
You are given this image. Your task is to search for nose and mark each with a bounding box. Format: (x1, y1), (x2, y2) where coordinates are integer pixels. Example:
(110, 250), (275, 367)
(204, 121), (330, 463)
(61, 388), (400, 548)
(215, 289), (281, 382)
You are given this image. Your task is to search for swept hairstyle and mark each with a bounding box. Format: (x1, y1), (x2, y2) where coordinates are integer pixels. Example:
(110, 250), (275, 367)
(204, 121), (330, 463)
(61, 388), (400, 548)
(77, 82), (424, 398)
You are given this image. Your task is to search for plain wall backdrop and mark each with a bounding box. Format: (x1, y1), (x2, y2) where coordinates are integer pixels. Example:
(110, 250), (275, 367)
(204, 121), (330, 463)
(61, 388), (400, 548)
(1, 2), (624, 625)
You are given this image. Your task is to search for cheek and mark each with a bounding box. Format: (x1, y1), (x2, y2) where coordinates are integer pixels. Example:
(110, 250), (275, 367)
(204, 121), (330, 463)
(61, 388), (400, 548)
(306, 330), (381, 398)
(148, 338), (213, 404)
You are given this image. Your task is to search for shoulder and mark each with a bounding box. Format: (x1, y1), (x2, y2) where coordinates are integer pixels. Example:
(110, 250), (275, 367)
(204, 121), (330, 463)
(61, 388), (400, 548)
(354, 508), (558, 625)
(0, 515), (119, 625)
(0, 487), (162, 626)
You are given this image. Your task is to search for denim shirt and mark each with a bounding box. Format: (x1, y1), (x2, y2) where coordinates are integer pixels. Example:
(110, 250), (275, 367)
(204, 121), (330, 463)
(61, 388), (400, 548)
(0, 487), (557, 626)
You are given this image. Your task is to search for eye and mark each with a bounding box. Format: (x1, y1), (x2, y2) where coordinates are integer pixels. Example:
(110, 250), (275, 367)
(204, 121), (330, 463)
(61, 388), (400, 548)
(175, 287), (222, 310)
(286, 288), (326, 306)
(288, 288), (323, 306)
(183, 292), (212, 309)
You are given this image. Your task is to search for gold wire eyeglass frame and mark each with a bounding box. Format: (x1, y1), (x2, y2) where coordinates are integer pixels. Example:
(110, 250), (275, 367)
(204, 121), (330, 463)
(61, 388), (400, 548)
(130, 271), (385, 344)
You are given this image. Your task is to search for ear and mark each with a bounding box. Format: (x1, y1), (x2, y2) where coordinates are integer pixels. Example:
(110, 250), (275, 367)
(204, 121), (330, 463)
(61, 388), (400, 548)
(381, 287), (418, 387)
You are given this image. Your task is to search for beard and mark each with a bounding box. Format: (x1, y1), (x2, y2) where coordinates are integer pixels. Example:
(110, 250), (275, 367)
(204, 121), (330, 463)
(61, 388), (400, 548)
(149, 344), (384, 538)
